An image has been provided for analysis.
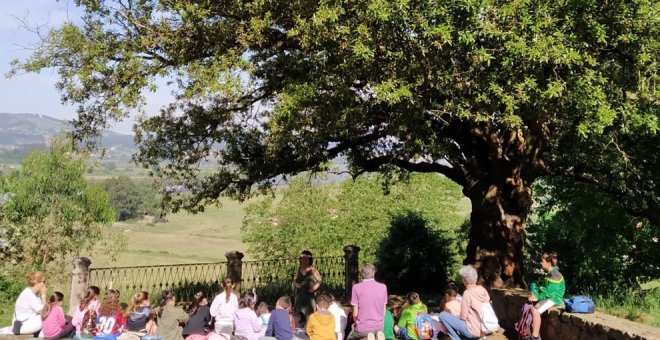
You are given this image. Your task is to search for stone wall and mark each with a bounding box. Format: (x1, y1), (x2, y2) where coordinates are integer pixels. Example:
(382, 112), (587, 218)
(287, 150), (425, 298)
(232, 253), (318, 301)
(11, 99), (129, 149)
(490, 288), (660, 340)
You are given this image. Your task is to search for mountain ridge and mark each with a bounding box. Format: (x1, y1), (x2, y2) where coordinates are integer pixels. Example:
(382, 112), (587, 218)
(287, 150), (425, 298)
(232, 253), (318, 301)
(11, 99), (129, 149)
(0, 112), (135, 149)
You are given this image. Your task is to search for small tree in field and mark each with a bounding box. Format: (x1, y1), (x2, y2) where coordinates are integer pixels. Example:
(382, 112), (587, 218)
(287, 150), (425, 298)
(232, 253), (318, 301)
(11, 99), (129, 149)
(0, 138), (115, 268)
(100, 176), (164, 221)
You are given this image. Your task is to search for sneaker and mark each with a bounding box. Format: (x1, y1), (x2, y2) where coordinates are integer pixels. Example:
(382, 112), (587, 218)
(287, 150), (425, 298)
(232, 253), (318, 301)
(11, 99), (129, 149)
(367, 333), (376, 340)
(376, 331), (385, 340)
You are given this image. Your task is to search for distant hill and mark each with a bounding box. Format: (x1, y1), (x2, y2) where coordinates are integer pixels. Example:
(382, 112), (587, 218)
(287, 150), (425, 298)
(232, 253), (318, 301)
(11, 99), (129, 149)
(0, 113), (136, 163)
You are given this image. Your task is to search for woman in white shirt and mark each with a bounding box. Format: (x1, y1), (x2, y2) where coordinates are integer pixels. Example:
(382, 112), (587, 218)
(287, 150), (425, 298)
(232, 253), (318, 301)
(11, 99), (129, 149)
(13, 271), (47, 335)
(209, 277), (239, 334)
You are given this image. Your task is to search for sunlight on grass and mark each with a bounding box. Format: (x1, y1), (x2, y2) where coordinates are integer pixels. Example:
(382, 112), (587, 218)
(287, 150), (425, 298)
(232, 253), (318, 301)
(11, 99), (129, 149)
(593, 287), (660, 328)
(92, 197), (253, 267)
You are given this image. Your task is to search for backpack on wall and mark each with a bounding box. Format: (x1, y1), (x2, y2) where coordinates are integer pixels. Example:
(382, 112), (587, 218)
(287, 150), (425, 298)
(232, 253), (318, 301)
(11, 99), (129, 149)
(414, 313), (435, 340)
(480, 301), (500, 333)
(564, 295), (595, 313)
(514, 303), (534, 338)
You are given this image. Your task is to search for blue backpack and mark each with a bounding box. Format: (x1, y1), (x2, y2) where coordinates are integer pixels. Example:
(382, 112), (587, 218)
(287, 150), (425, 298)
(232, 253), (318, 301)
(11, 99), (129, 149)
(414, 313), (434, 340)
(563, 295), (595, 313)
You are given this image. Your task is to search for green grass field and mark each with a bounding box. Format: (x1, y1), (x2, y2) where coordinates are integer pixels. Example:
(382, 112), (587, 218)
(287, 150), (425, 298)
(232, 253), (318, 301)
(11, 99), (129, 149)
(91, 198), (250, 268)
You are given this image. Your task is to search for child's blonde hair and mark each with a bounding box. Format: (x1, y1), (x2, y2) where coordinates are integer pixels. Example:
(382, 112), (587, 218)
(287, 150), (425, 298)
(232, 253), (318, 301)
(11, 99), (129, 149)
(125, 291), (149, 316)
(256, 302), (269, 316)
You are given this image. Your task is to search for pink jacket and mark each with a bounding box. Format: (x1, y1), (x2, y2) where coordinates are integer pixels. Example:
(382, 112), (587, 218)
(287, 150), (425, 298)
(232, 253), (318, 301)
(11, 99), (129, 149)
(460, 285), (490, 337)
(42, 305), (66, 338)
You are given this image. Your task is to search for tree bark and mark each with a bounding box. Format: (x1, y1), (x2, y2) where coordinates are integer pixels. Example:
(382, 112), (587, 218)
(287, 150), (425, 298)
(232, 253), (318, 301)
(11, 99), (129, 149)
(463, 178), (532, 289)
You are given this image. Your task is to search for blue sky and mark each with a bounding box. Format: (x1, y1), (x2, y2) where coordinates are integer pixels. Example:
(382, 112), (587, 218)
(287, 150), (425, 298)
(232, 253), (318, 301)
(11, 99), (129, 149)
(0, 0), (168, 134)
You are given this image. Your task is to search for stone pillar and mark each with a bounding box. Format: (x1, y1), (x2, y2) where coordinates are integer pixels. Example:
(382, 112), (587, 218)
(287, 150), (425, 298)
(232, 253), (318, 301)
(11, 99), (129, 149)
(225, 251), (244, 296)
(68, 257), (92, 315)
(343, 245), (360, 299)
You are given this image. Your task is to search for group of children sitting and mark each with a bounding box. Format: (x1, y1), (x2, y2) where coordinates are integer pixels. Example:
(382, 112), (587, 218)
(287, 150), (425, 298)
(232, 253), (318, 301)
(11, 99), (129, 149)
(4, 251), (563, 340)
(382, 284), (462, 340)
(53, 285), (347, 340)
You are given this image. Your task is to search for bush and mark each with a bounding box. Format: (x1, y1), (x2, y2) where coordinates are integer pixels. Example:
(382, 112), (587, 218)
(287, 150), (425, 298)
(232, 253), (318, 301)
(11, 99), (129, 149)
(0, 270), (26, 326)
(100, 176), (164, 221)
(376, 212), (458, 294)
(528, 178), (660, 294)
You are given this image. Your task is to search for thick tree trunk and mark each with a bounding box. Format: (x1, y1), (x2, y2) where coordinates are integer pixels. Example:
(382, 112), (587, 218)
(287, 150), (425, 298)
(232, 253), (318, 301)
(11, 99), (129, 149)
(463, 178), (532, 289)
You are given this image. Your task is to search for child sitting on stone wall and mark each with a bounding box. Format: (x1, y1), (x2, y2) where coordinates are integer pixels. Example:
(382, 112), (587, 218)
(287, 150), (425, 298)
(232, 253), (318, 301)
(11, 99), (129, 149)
(528, 252), (566, 340)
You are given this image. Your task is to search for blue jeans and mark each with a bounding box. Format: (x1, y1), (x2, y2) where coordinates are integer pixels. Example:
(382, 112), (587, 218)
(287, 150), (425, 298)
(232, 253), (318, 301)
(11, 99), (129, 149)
(438, 312), (479, 340)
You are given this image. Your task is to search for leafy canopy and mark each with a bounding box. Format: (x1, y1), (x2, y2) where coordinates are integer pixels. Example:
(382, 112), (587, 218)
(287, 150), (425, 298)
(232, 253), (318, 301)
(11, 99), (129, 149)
(10, 0), (659, 223)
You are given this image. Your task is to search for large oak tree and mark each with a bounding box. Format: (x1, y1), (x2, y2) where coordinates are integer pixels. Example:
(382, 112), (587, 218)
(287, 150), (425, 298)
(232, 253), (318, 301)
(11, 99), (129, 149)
(12, 0), (658, 287)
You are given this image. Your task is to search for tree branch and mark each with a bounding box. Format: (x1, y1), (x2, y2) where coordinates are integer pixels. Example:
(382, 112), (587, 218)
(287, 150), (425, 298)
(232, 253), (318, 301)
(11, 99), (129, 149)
(357, 156), (466, 186)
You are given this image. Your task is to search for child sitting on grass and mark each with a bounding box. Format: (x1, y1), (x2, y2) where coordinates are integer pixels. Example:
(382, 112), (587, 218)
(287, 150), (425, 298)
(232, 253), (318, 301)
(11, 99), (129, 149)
(157, 290), (189, 340)
(443, 287), (460, 317)
(327, 295), (347, 340)
(95, 289), (126, 340)
(384, 295), (404, 340)
(124, 291), (153, 335)
(256, 302), (271, 338)
(73, 286), (101, 339)
(395, 292), (427, 340)
(305, 295), (335, 340)
(41, 291), (76, 340)
(264, 296), (294, 340)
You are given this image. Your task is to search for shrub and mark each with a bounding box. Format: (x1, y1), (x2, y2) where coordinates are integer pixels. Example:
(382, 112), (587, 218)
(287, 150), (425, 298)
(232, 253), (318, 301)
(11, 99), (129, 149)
(376, 212), (458, 294)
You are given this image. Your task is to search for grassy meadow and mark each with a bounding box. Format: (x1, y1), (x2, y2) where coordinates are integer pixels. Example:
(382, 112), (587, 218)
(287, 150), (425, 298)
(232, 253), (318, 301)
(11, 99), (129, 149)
(92, 198), (251, 267)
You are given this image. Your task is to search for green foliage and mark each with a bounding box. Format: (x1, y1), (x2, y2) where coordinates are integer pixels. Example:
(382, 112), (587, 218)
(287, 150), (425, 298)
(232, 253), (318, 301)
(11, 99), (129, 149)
(242, 173), (467, 267)
(376, 212), (457, 294)
(0, 137), (116, 267)
(0, 145), (47, 164)
(592, 287), (660, 328)
(0, 269), (25, 326)
(527, 177), (660, 294)
(100, 176), (164, 221)
(10, 0), (659, 283)
(10, 0), (657, 212)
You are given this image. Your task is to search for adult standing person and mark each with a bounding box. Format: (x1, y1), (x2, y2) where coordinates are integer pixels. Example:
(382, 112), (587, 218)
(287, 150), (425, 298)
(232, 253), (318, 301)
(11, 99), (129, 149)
(293, 250), (322, 327)
(347, 264), (387, 340)
(438, 266), (490, 340)
(12, 271), (47, 335)
(210, 277), (239, 334)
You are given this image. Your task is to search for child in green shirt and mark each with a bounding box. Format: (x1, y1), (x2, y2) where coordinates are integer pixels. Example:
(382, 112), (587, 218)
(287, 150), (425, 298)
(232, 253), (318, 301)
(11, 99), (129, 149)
(383, 295), (404, 340)
(394, 292), (427, 340)
(528, 252), (566, 340)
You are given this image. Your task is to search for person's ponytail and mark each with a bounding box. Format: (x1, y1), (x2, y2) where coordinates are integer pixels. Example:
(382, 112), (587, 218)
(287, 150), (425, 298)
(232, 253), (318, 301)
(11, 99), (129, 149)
(80, 286), (100, 311)
(41, 292), (64, 320)
(158, 290), (175, 318)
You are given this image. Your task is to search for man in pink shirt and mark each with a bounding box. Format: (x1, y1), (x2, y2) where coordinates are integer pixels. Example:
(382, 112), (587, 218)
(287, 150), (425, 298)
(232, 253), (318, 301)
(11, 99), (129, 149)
(347, 264), (387, 340)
